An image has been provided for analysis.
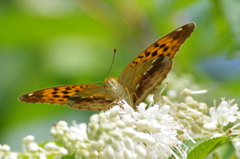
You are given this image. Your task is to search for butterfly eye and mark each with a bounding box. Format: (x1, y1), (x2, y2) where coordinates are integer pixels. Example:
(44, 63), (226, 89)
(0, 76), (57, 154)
(110, 80), (115, 88)
(104, 78), (118, 90)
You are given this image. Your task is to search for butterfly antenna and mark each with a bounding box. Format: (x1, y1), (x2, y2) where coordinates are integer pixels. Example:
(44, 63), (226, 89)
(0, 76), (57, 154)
(107, 48), (117, 77)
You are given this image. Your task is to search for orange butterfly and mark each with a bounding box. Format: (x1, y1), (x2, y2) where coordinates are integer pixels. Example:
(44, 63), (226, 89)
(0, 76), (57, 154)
(19, 23), (195, 111)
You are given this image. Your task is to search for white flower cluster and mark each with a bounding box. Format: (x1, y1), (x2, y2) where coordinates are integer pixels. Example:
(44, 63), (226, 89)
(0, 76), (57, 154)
(0, 135), (67, 159)
(51, 101), (186, 159)
(50, 120), (89, 155)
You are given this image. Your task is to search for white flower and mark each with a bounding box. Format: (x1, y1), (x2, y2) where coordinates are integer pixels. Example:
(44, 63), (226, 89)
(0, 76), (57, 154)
(232, 138), (240, 158)
(0, 144), (11, 152)
(22, 135), (35, 145)
(208, 99), (240, 127)
(203, 123), (217, 132)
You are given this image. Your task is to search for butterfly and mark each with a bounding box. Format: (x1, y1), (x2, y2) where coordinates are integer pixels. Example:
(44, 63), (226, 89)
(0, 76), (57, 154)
(19, 23), (195, 111)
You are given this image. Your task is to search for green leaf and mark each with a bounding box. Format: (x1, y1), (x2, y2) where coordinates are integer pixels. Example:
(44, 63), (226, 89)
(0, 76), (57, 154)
(61, 154), (75, 159)
(186, 136), (230, 159)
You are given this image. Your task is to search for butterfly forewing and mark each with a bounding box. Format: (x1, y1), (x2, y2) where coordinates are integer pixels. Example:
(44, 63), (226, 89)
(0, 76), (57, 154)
(119, 23), (195, 105)
(120, 23), (195, 75)
(19, 84), (103, 105)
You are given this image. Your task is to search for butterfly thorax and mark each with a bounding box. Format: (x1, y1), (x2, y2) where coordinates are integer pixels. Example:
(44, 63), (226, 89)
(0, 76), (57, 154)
(104, 77), (132, 104)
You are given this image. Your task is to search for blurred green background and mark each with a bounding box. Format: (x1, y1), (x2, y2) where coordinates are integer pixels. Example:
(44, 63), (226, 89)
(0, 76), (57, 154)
(1, 0), (240, 152)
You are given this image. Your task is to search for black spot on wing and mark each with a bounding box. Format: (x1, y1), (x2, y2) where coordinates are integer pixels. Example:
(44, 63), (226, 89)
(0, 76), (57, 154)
(154, 43), (159, 47)
(62, 91), (69, 94)
(63, 95), (70, 98)
(163, 47), (169, 52)
(138, 55), (144, 61)
(159, 44), (166, 48)
(145, 51), (151, 57)
(152, 51), (157, 57)
(53, 88), (59, 91)
(66, 87), (72, 90)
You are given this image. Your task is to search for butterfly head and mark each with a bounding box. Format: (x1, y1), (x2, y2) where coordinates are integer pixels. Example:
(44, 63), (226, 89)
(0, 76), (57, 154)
(104, 77), (119, 91)
(104, 77), (129, 100)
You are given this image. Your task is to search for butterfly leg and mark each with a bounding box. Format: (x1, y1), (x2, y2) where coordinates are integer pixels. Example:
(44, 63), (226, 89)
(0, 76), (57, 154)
(153, 82), (168, 103)
(103, 99), (130, 111)
(122, 87), (141, 109)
